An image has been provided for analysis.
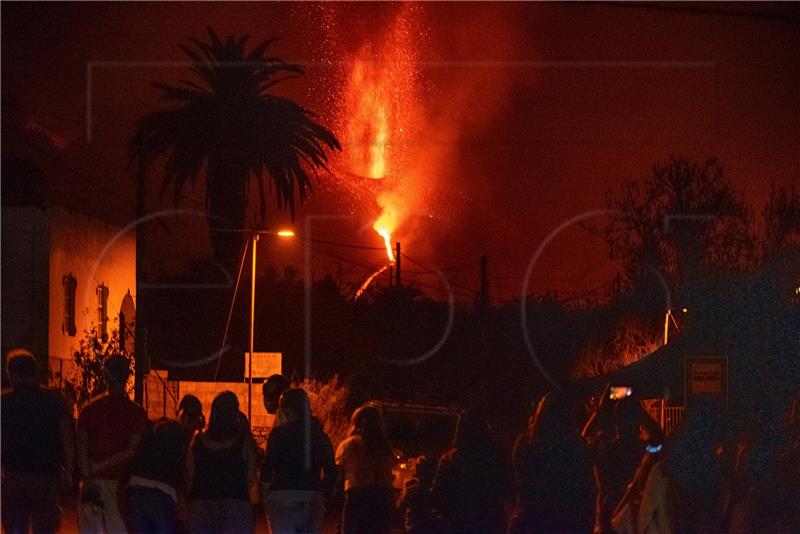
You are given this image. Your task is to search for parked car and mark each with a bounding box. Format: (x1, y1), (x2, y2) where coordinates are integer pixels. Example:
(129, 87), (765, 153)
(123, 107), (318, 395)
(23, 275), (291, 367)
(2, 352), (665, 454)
(366, 400), (461, 490)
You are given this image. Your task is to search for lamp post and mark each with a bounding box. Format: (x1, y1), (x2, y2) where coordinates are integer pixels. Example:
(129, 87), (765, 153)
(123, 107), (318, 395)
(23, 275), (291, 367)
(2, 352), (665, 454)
(663, 307), (688, 345)
(247, 229), (295, 423)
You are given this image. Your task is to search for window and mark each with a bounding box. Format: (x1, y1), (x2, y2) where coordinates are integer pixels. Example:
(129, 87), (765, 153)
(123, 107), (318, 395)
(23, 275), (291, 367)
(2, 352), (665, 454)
(62, 274), (77, 336)
(96, 284), (109, 342)
(119, 311), (127, 354)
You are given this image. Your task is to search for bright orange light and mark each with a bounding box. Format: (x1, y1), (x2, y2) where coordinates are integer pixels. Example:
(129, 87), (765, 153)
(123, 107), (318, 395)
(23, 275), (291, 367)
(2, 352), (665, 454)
(372, 193), (399, 263)
(369, 106), (388, 179)
(343, 59), (387, 179)
(354, 264), (390, 301)
(376, 227), (395, 263)
(337, 6), (421, 258)
(276, 230), (295, 237)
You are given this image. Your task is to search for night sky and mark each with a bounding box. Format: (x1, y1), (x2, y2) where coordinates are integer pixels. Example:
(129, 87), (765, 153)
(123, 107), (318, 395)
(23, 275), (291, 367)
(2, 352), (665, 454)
(3, 2), (798, 300)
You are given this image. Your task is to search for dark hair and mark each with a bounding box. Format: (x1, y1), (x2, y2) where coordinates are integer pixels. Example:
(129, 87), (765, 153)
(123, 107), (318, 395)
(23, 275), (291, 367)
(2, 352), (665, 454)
(6, 348), (37, 379)
(179, 394), (202, 414)
(179, 394), (205, 431)
(279, 388), (311, 423)
(207, 391), (241, 441)
(350, 405), (393, 459)
(104, 354), (131, 391)
(263, 374), (290, 396)
(414, 455), (438, 482)
(263, 374), (291, 415)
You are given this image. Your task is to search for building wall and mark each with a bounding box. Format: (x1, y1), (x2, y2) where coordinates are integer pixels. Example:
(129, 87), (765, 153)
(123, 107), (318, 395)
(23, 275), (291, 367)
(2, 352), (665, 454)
(1, 207), (50, 376)
(47, 207), (136, 383)
(144, 373), (275, 429)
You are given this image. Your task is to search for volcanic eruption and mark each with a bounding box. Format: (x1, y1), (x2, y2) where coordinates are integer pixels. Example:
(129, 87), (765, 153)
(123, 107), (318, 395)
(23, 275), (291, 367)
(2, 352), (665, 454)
(335, 5), (424, 294)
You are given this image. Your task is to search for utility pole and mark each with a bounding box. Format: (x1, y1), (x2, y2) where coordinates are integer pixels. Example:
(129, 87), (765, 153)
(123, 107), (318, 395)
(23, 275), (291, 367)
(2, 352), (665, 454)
(395, 242), (402, 287)
(134, 163), (146, 405)
(248, 232), (258, 424)
(479, 255), (489, 308)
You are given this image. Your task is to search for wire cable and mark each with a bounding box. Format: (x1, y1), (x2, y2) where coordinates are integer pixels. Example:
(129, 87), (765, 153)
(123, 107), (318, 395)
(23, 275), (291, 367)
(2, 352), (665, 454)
(212, 238), (250, 384)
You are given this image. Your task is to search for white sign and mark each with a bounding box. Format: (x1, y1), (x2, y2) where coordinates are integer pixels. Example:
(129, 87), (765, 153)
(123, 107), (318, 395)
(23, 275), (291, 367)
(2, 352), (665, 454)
(245, 352), (282, 379)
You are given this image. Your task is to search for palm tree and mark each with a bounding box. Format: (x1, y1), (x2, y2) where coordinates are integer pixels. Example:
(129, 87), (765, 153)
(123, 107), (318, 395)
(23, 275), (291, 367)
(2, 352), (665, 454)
(130, 27), (340, 266)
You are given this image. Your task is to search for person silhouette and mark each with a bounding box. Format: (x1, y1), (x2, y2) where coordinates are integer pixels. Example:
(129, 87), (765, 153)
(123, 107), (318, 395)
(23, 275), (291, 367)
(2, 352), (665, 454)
(2, 349), (74, 534)
(77, 354), (147, 534)
(336, 405), (395, 534)
(261, 388), (336, 534)
(185, 391), (258, 534)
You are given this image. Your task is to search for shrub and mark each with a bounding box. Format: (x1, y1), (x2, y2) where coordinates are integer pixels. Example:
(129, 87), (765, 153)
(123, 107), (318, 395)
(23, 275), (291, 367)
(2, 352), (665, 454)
(63, 320), (134, 415)
(300, 374), (352, 448)
(572, 324), (659, 379)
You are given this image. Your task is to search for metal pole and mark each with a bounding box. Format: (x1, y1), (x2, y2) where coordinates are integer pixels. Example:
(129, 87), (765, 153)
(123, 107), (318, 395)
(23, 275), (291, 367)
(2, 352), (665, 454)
(134, 161), (146, 405)
(395, 242), (401, 287)
(480, 255), (489, 308)
(248, 233), (258, 423)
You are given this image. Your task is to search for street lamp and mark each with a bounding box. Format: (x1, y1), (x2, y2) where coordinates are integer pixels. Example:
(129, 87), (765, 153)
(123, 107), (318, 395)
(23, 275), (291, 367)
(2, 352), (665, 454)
(663, 307), (688, 345)
(247, 229), (295, 423)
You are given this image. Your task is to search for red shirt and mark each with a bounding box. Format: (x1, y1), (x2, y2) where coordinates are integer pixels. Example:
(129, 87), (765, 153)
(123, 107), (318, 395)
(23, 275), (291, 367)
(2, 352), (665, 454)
(77, 393), (147, 480)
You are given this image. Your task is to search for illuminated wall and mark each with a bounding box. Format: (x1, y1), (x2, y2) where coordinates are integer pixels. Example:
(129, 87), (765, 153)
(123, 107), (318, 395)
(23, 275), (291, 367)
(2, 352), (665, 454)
(1, 206), (136, 382)
(144, 372), (275, 429)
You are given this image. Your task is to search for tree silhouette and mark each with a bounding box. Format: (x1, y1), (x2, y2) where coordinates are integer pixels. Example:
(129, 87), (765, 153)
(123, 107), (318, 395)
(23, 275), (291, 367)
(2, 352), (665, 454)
(762, 182), (800, 259)
(130, 27), (340, 265)
(599, 156), (753, 292)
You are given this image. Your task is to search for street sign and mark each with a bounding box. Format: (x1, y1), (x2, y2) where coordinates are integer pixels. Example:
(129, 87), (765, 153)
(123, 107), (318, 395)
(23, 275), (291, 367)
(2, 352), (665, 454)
(685, 357), (728, 406)
(245, 352), (282, 379)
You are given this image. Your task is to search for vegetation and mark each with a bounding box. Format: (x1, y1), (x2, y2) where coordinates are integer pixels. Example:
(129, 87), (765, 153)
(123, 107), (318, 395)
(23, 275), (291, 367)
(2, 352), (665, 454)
(597, 156), (754, 291)
(63, 320), (134, 415)
(300, 375), (352, 448)
(142, 155), (798, 448)
(130, 28), (340, 266)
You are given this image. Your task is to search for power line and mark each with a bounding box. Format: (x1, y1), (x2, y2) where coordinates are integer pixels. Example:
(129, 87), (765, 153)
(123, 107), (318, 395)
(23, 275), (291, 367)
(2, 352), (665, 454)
(307, 237), (385, 252)
(308, 245), (385, 275)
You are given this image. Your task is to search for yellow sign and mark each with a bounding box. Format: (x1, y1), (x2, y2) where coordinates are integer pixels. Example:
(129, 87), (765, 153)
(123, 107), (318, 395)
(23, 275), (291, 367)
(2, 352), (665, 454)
(245, 352), (282, 379)
(690, 362), (723, 394)
(686, 358), (727, 404)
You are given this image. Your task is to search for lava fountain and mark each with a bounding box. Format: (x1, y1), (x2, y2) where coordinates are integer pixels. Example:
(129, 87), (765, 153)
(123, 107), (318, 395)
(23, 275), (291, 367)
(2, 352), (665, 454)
(339, 5), (423, 271)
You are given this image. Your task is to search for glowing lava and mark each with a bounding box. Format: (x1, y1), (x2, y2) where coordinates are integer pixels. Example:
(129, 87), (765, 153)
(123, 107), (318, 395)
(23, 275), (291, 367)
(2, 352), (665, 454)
(372, 192), (400, 263)
(339, 5), (421, 261)
(344, 55), (399, 181)
(376, 227), (395, 263)
(369, 106), (388, 179)
(354, 264), (390, 301)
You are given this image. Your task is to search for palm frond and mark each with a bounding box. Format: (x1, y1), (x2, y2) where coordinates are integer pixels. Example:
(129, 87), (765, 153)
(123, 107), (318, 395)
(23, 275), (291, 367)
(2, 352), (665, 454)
(130, 27), (341, 258)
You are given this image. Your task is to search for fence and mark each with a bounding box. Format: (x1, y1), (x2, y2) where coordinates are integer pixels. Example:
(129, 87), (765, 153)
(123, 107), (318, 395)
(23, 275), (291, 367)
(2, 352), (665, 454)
(662, 405), (685, 435)
(143, 369), (179, 420)
(641, 398), (685, 435)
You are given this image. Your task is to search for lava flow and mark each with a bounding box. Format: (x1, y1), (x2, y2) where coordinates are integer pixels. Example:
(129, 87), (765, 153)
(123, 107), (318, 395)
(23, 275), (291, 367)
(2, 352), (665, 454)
(354, 264), (390, 301)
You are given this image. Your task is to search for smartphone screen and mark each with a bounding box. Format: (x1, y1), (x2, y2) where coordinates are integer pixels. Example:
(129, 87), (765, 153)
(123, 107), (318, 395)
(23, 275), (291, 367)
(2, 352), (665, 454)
(609, 386), (633, 400)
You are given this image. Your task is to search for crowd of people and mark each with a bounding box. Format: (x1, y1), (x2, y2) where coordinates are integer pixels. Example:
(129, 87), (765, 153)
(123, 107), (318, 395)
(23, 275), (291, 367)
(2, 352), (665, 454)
(2, 348), (799, 534)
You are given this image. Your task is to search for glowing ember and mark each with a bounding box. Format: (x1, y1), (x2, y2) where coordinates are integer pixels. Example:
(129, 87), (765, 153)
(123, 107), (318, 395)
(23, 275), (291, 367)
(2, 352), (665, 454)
(343, 56), (399, 180)
(369, 105), (388, 179)
(354, 264), (390, 301)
